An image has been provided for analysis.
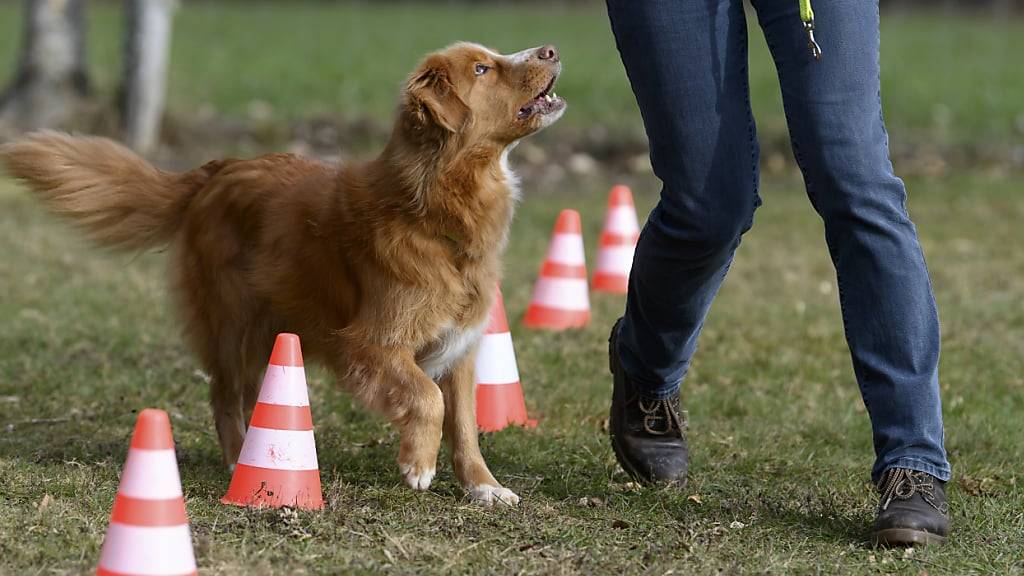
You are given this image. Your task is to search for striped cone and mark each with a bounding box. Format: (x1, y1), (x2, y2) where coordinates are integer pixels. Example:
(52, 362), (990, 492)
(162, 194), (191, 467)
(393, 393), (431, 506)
(476, 285), (536, 432)
(592, 185), (640, 294)
(523, 209), (591, 330)
(96, 409), (197, 576)
(221, 333), (324, 510)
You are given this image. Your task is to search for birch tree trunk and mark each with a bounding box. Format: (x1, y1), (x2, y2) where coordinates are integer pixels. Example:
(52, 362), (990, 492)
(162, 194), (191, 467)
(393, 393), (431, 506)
(0, 0), (91, 134)
(121, 0), (174, 153)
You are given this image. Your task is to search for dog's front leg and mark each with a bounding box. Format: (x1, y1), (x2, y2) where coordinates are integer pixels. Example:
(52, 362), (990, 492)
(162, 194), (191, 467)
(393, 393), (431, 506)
(440, 350), (520, 506)
(342, 342), (444, 491)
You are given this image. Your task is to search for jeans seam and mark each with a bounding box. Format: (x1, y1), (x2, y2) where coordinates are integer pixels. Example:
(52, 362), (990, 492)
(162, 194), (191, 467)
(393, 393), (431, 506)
(741, 3), (761, 225)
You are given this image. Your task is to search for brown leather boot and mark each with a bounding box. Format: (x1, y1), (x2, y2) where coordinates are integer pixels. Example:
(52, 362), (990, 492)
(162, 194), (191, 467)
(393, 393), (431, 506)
(608, 318), (688, 485)
(872, 467), (950, 547)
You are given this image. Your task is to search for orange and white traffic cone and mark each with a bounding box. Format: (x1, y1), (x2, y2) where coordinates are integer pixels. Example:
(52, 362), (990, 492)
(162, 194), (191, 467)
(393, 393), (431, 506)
(476, 285), (536, 432)
(221, 333), (324, 510)
(96, 409), (197, 576)
(523, 209), (591, 329)
(592, 185), (640, 294)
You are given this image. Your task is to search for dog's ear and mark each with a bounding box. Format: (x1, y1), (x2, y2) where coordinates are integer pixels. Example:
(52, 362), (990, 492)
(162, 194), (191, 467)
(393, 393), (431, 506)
(404, 55), (470, 133)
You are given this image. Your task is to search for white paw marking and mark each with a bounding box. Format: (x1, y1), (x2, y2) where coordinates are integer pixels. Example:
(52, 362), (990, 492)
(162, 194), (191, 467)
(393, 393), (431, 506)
(400, 463), (436, 491)
(468, 484), (520, 506)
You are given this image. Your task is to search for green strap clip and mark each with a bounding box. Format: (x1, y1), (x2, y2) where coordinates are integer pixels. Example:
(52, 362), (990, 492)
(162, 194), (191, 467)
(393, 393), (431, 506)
(800, 0), (822, 60)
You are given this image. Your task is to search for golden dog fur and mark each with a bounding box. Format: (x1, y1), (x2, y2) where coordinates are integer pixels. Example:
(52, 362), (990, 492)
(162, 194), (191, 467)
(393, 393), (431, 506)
(0, 42), (565, 505)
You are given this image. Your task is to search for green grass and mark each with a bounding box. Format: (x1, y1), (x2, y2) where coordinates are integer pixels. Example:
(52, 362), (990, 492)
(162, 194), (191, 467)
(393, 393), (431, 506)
(0, 2), (1022, 146)
(1, 171), (1022, 574)
(1, 1), (1023, 572)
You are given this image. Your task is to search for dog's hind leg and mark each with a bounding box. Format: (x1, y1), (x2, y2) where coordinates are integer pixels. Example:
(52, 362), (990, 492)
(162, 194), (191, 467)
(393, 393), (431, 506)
(440, 352), (520, 506)
(210, 369), (247, 471)
(207, 327), (273, 471)
(239, 327), (277, 430)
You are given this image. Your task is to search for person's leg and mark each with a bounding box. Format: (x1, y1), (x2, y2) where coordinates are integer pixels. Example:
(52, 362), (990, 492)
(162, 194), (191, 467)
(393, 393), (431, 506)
(606, 0), (761, 399)
(751, 0), (949, 486)
(604, 0), (757, 484)
(750, 1), (951, 541)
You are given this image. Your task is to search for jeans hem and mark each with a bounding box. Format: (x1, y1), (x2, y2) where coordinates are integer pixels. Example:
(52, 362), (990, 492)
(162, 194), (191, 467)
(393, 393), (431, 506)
(614, 322), (684, 401)
(630, 383), (681, 401)
(875, 457), (952, 484)
(617, 350), (682, 401)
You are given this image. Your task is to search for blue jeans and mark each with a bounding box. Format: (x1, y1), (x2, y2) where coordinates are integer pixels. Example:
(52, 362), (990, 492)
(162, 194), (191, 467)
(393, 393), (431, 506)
(607, 0), (950, 483)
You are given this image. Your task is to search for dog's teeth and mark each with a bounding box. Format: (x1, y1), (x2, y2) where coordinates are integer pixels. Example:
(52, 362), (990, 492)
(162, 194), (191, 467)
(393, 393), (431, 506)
(544, 94), (553, 103)
(551, 92), (558, 99)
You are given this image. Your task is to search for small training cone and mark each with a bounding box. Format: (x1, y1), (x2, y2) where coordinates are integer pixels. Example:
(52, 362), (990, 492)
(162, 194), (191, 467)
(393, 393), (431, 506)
(221, 333), (324, 510)
(523, 209), (591, 329)
(476, 285), (537, 432)
(96, 409), (197, 576)
(592, 185), (640, 294)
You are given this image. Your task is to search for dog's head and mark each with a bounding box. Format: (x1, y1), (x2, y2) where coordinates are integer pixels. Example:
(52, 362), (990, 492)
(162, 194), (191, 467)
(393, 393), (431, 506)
(401, 42), (565, 144)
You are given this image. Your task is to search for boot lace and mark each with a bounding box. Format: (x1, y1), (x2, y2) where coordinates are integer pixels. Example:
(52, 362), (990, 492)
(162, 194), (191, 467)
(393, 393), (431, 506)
(877, 468), (948, 514)
(637, 397), (686, 436)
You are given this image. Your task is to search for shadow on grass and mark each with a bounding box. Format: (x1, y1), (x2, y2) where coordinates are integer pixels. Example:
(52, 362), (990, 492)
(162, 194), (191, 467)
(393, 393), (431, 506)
(757, 500), (871, 547)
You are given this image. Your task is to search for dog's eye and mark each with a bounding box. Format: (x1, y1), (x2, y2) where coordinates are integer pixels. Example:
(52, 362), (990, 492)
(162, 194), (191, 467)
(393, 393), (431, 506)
(474, 63), (490, 76)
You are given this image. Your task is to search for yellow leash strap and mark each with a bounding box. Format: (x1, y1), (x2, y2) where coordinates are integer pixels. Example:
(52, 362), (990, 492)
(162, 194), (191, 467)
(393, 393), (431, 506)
(800, 0), (822, 60)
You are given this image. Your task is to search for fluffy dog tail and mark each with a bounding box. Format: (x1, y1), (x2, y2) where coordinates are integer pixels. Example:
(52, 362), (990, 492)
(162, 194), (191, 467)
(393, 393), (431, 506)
(0, 131), (202, 251)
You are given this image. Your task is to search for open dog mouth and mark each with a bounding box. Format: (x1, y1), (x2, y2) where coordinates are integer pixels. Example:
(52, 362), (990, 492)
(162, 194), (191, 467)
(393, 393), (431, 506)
(517, 75), (565, 120)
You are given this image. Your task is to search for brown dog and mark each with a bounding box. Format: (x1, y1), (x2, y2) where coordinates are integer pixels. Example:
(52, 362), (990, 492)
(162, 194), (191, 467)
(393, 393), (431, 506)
(0, 42), (565, 505)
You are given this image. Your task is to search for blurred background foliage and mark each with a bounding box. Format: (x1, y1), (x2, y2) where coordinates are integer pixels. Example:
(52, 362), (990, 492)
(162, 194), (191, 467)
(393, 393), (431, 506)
(0, 0), (1020, 181)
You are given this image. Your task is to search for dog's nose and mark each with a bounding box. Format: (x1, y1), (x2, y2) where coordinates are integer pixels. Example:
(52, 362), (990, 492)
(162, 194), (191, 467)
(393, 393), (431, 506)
(537, 45), (559, 62)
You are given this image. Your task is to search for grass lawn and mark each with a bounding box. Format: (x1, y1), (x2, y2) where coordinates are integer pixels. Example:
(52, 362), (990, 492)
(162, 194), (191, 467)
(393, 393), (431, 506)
(0, 2), (1022, 147)
(1, 169), (1022, 574)
(1, 1), (1022, 573)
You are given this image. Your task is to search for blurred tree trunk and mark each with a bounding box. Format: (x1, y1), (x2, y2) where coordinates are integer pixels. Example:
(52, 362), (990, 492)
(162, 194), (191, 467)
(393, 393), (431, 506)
(120, 0), (174, 153)
(0, 0), (91, 133)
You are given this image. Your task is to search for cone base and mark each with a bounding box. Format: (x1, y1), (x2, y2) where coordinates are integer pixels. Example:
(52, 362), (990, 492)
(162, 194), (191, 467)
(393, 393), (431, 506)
(592, 273), (629, 294)
(98, 569), (197, 576)
(523, 304), (590, 330)
(221, 464), (324, 510)
(477, 382), (537, 432)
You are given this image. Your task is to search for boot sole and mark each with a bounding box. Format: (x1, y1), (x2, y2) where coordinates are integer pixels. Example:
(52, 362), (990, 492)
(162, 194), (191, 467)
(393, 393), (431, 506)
(872, 528), (947, 547)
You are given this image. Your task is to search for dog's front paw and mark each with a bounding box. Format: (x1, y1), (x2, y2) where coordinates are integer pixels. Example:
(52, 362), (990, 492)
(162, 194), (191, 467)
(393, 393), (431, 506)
(468, 484), (520, 506)
(399, 462), (436, 491)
